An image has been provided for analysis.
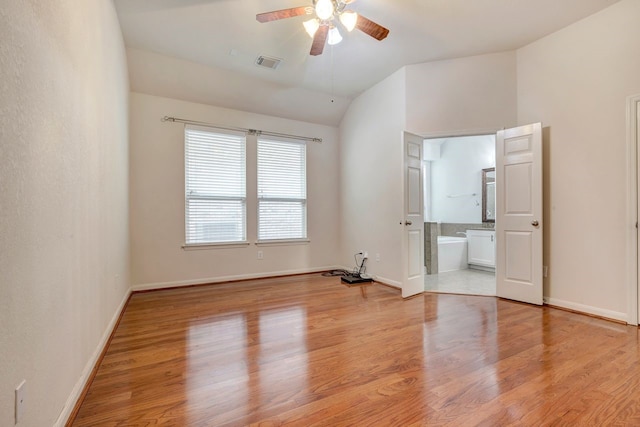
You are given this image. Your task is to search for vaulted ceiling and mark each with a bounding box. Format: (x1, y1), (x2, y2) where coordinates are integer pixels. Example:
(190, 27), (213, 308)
(114, 0), (619, 125)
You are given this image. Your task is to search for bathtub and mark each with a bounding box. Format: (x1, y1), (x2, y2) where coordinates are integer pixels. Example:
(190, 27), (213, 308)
(437, 236), (469, 273)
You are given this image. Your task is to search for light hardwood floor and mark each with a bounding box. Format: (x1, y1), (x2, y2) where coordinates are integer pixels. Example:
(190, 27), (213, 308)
(71, 274), (640, 426)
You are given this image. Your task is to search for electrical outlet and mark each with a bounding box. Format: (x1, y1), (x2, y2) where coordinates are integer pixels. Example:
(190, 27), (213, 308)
(257, 251), (264, 260)
(543, 266), (548, 277)
(376, 253), (380, 262)
(15, 380), (25, 424)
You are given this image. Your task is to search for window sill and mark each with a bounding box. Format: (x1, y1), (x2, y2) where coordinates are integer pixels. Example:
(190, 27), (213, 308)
(182, 241), (250, 250)
(255, 239), (310, 247)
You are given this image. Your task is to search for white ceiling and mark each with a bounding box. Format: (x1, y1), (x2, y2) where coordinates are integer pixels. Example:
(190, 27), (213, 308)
(114, 0), (619, 123)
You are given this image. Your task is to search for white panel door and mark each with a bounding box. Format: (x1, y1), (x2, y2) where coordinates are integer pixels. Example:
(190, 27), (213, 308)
(496, 123), (543, 305)
(402, 132), (424, 298)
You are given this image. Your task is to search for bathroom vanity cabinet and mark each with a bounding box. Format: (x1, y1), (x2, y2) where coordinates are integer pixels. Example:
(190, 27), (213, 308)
(466, 229), (496, 270)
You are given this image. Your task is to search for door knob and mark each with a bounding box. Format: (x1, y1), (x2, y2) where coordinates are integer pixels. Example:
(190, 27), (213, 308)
(405, 220), (413, 226)
(531, 220), (539, 227)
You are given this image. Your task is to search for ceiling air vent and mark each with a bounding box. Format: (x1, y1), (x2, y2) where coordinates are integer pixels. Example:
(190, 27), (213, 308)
(256, 55), (282, 70)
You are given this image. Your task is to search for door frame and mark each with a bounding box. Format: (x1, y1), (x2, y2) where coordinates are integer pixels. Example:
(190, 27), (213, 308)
(626, 94), (640, 325)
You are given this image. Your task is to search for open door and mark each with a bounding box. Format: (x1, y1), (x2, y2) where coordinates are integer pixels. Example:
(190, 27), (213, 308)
(496, 123), (543, 305)
(402, 132), (424, 298)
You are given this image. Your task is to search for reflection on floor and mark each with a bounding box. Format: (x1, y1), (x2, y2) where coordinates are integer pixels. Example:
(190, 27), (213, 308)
(424, 268), (495, 296)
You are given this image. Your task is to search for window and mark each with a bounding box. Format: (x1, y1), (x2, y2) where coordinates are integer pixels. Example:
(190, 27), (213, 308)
(185, 126), (246, 244)
(257, 138), (307, 241)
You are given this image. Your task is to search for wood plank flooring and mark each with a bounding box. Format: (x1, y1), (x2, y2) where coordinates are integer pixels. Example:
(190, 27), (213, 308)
(71, 274), (640, 426)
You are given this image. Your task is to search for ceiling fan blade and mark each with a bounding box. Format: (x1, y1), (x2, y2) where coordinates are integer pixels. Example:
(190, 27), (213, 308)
(310, 25), (329, 56)
(356, 15), (389, 41)
(256, 6), (310, 23)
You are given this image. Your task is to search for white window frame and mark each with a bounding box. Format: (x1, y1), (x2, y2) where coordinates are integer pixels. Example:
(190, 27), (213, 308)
(184, 125), (248, 248)
(257, 137), (308, 244)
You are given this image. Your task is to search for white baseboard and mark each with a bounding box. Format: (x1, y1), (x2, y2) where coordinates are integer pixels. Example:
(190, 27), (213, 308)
(132, 266), (341, 292)
(544, 297), (627, 323)
(54, 288), (132, 427)
(372, 275), (402, 289)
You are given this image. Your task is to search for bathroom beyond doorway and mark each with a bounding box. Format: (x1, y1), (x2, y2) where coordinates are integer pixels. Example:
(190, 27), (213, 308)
(422, 134), (496, 296)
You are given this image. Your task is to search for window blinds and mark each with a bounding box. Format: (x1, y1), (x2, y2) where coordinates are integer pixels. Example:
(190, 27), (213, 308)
(257, 138), (307, 241)
(185, 126), (246, 244)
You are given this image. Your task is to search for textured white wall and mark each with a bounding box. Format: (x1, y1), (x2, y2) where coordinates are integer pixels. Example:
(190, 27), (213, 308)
(430, 135), (496, 223)
(339, 69), (407, 286)
(129, 93), (340, 288)
(339, 53), (514, 286)
(405, 51), (518, 135)
(0, 1), (130, 426)
(517, 0), (640, 320)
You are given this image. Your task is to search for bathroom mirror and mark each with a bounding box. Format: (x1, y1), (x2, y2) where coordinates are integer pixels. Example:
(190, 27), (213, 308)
(482, 167), (496, 223)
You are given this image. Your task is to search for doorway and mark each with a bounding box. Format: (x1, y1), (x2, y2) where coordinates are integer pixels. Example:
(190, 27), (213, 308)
(422, 134), (496, 296)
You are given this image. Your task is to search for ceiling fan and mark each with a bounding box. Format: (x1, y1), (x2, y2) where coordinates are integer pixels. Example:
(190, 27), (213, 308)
(256, 0), (389, 56)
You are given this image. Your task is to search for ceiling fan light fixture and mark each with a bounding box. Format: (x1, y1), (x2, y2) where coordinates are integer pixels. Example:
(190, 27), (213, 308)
(256, 2), (389, 56)
(327, 26), (342, 45)
(339, 10), (358, 32)
(315, 0), (334, 21)
(303, 18), (320, 37)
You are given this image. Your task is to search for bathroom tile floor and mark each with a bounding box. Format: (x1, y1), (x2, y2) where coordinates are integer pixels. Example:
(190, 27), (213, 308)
(424, 268), (496, 296)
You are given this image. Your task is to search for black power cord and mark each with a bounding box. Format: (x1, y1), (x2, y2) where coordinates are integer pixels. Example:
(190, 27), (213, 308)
(321, 269), (352, 277)
(322, 252), (369, 278)
(353, 252), (367, 277)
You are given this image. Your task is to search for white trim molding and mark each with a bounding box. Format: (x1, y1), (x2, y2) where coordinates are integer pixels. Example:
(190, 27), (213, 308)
(544, 297), (627, 323)
(373, 276), (403, 290)
(132, 266), (340, 292)
(417, 127), (500, 140)
(54, 289), (132, 426)
(255, 239), (310, 246)
(182, 242), (251, 250)
(626, 94), (640, 325)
